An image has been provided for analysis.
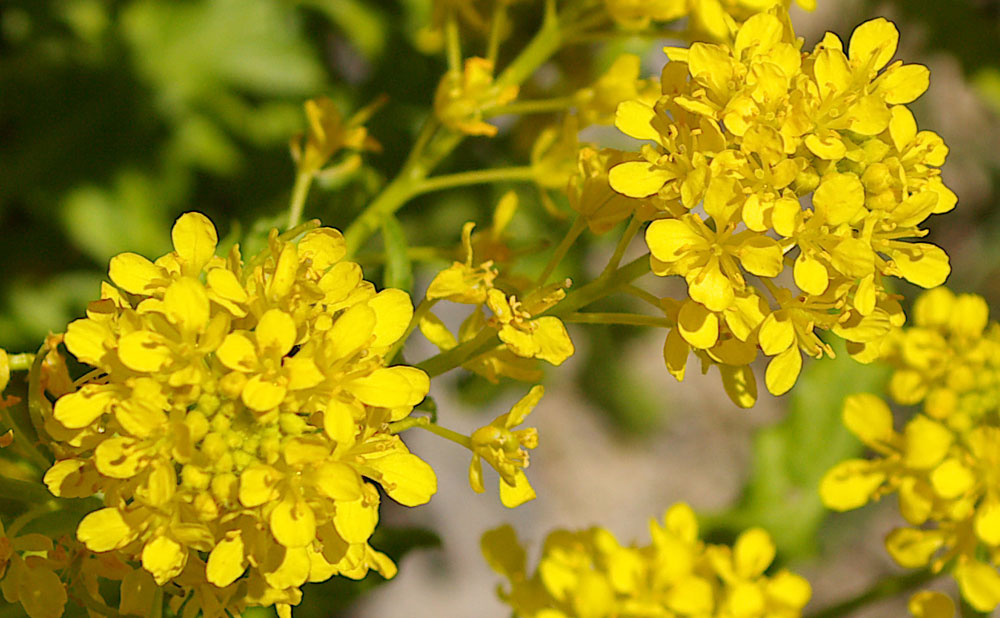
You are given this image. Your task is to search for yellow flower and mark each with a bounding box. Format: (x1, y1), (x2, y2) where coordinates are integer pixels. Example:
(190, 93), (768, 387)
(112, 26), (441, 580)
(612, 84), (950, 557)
(434, 57), (518, 137)
(482, 502), (811, 617)
(45, 212), (437, 614)
(468, 385), (542, 508)
(0, 348), (8, 394)
(426, 222), (499, 304)
(486, 288), (575, 366)
(599, 9), (954, 401)
(291, 96), (380, 176)
(0, 520), (69, 618)
(822, 393), (1000, 612)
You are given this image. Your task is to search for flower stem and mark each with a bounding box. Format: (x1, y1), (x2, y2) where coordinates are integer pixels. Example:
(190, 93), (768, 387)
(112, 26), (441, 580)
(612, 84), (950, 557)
(536, 216), (586, 287)
(416, 326), (499, 379)
(600, 215), (642, 278)
(287, 170), (314, 230)
(552, 254), (651, 316)
(486, 96), (578, 118)
(388, 416), (472, 450)
(342, 6), (567, 255)
(414, 167), (536, 195)
(445, 10), (462, 73)
(804, 569), (940, 618)
(563, 312), (672, 328)
(7, 354), (34, 372)
(385, 298), (438, 365)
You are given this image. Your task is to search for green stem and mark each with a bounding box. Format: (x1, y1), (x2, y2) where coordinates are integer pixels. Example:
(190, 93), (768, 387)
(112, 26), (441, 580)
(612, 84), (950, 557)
(416, 326), (499, 379)
(485, 0), (506, 64)
(388, 416), (472, 449)
(7, 502), (56, 537)
(414, 167), (536, 195)
(445, 10), (462, 73)
(7, 354), (34, 372)
(342, 6), (567, 255)
(563, 312), (671, 328)
(600, 215), (642, 278)
(385, 299), (438, 365)
(486, 96), (578, 117)
(623, 284), (662, 310)
(0, 476), (54, 505)
(805, 569), (940, 618)
(536, 216), (586, 287)
(552, 254), (651, 317)
(287, 170), (314, 230)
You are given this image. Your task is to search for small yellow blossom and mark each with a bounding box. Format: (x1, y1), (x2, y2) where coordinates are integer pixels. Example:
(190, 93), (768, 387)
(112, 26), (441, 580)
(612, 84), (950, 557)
(469, 385), (542, 508)
(0, 349), (8, 394)
(291, 96), (380, 176)
(600, 9), (954, 401)
(822, 392), (1000, 612)
(435, 57), (518, 137)
(487, 288), (574, 367)
(483, 502), (811, 617)
(44, 212), (437, 615)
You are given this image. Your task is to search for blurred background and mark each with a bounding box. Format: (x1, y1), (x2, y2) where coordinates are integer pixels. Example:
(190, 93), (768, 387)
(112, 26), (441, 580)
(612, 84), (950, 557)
(2, 0), (999, 615)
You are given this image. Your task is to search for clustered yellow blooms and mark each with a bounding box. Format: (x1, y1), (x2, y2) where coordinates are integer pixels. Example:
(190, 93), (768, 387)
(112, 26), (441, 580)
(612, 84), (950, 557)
(483, 502), (810, 617)
(435, 57), (519, 137)
(42, 213), (437, 617)
(420, 216), (575, 383)
(821, 289), (1000, 614)
(604, 0), (815, 38)
(605, 10), (954, 406)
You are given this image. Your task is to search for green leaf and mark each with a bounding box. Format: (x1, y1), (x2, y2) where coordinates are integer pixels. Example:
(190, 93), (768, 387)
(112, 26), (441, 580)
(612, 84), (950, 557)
(381, 214), (413, 292)
(703, 339), (889, 559)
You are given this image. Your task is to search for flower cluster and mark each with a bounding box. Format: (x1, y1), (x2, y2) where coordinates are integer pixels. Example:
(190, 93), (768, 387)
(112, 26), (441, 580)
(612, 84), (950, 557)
(483, 502), (811, 617)
(604, 10), (954, 405)
(821, 289), (1000, 613)
(604, 0), (816, 38)
(420, 215), (575, 383)
(468, 385), (542, 508)
(43, 213), (437, 617)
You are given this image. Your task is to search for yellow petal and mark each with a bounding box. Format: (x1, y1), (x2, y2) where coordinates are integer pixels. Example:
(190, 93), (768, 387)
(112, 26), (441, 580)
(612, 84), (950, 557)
(367, 452), (437, 507)
(733, 528), (775, 578)
(848, 18), (898, 72)
(930, 458), (974, 500)
(368, 289), (413, 348)
(271, 499), (317, 547)
(903, 416), (952, 469)
(891, 243), (950, 289)
(118, 330), (173, 373)
(955, 559), (1000, 612)
(95, 437), (142, 479)
(206, 534), (246, 587)
(77, 507), (137, 552)
(64, 318), (112, 366)
(842, 393), (895, 446)
(241, 375), (287, 412)
(614, 100), (660, 142)
(18, 565), (67, 618)
(481, 525), (525, 579)
(141, 536), (186, 585)
(908, 591), (955, 618)
(758, 312), (794, 356)
(677, 301), (719, 349)
(284, 356), (325, 391)
(298, 228), (346, 272)
(645, 219), (704, 263)
(314, 461), (363, 501)
(499, 469), (536, 508)
(975, 501), (1000, 546)
(53, 385), (117, 429)
(109, 252), (163, 295)
(663, 327), (689, 381)
(238, 464), (281, 507)
(819, 459), (883, 511)
(737, 236), (783, 277)
(334, 498), (378, 544)
(813, 173), (864, 226)
(347, 367), (429, 408)
(255, 309), (297, 355)
(216, 333), (258, 371)
(794, 255), (829, 296)
(327, 304), (376, 358)
(765, 346), (802, 396)
(885, 528), (943, 568)
(687, 258), (734, 312)
(719, 364), (757, 409)
(531, 317), (575, 366)
(171, 212), (218, 274)
(324, 398), (360, 446)
(877, 63), (930, 104)
(163, 277), (210, 333)
(608, 162), (673, 198)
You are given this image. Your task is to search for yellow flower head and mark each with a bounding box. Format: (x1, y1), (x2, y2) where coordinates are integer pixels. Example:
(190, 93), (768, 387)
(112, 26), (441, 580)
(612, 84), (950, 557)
(603, 0), (816, 39)
(879, 288), (1000, 431)
(468, 385), (542, 508)
(434, 57), (518, 137)
(482, 502), (811, 617)
(44, 213), (437, 614)
(822, 392), (1000, 612)
(292, 96), (381, 176)
(602, 9), (954, 403)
